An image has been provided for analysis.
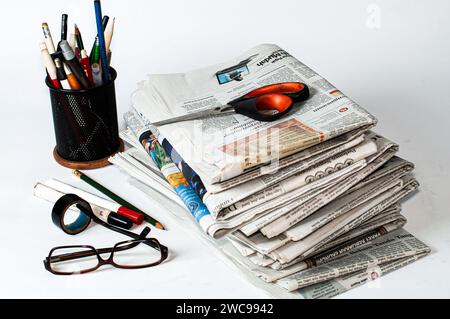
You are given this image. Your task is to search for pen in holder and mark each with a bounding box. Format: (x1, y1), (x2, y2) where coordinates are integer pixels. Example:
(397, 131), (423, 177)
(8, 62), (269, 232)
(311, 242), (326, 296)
(46, 67), (123, 169)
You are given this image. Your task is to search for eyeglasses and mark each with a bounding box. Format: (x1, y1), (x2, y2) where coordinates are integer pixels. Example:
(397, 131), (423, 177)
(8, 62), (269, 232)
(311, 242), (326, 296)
(44, 230), (168, 275)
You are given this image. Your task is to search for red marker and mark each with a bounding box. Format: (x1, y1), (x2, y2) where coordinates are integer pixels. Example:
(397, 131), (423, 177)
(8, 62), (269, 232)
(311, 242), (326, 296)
(80, 49), (94, 84)
(40, 42), (60, 89)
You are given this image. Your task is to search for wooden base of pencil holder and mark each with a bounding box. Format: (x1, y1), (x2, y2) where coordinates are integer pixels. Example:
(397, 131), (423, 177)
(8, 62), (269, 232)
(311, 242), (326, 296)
(53, 139), (124, 170)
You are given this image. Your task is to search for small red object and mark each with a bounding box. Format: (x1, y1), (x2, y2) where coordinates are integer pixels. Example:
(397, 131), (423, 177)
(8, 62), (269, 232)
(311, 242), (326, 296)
(51, 78), (61, 89)
(80, 57), (94, 85)
(117, 206), (144, 225)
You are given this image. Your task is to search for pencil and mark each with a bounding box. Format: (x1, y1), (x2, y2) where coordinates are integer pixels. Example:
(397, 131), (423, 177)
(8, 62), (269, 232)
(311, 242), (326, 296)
(105, 17), (115, 52)
(72, 169), (165, 230)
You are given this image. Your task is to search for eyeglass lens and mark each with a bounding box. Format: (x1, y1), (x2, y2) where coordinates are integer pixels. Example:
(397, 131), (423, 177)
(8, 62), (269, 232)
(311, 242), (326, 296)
(48, 246), (99, 274)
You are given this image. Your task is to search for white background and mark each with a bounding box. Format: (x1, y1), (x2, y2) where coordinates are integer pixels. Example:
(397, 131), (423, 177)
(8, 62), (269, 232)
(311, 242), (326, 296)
(0, 0), (449, 298)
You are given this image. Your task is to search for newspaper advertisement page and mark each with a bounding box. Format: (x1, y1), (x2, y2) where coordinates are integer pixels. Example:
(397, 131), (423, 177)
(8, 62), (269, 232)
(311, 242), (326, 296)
(204, 137), (377, 216)
(132, 44), (377, 184)
(206, 127), (369, 193)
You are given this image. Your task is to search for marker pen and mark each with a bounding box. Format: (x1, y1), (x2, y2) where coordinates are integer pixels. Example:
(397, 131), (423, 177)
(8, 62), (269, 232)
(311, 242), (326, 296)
(40, 42), (60, 89)
(91, 63), (103, 87)
(60, 14), (68, 41)
(56, 14), (68, 52)
(90, 37), (100, 65)
(80, 49), (94, 84)
(89, 15), (109, 60)
(91, 206), (133, 230)
(64, 63), (81, 90)
(60, 40), (90, 89)
(53, 58), (70, 90)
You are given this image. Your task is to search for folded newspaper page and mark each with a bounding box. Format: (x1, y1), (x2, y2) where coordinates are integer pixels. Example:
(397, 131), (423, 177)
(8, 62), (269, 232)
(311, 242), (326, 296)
(132, 44), (377, 184)
(268, 203), (404, 271)
(230, 173), (407, 256)
(297, 252), (429, 299)
(259, 134), (398, 238)
(268, 176), (419, 264)
(220, 228), (429, 299)
(227, 212), (406, 283)
(241, 134), (398, 238)
(116, 112), (392, 238)
(229, 202), (403, 263)
(204, 136), (377, 217)
(276, 228), (430, 291)
(206, 127), (369, 194)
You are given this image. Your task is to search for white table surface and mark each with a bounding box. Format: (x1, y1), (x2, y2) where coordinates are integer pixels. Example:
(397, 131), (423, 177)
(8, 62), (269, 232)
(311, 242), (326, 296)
(1, 0), (449, 298)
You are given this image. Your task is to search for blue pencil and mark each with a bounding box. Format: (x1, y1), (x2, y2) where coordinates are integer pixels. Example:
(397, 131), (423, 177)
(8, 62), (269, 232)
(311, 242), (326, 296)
(93, 0), (110, 82)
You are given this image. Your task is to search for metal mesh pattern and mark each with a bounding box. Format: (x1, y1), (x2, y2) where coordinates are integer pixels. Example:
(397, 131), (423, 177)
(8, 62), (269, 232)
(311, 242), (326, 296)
(47, 68), (120, 162)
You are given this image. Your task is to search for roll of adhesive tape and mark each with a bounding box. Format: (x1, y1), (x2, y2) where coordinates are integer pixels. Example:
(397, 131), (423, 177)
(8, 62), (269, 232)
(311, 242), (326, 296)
(52, 194), (92, 235)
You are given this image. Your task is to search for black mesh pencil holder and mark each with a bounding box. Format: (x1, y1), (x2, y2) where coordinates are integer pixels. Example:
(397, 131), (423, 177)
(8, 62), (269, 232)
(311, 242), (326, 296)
(46, 68), (123, 169)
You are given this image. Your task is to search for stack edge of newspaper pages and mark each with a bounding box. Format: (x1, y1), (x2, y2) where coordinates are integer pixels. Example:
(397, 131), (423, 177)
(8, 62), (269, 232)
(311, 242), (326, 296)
(110, 44), (430, 298)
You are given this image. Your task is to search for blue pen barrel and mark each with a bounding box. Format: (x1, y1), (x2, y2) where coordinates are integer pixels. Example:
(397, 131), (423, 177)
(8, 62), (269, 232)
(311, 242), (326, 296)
(46, 67), (121, 167)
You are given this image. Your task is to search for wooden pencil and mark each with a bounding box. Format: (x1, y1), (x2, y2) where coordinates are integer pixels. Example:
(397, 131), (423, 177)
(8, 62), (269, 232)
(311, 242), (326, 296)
(72, 169), (165, 230)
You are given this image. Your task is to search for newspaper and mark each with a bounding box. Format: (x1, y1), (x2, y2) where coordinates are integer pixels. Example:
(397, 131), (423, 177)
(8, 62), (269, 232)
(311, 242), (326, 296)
(116, 114), (384, 238)
(111, 129), (401, 243)
(297, 252), (429, 299)
(227, 212), (406, 283)
(312, 203), (403, 254)
(268, 176), (419, 264)
(114, 150), (428, 298)
(230, 203), (403, 265)
(204, 136), (377, 217)
(240, 134), (398, 238)
(344, 155), (414, 195)
(230, 173), (408, 256)
(220, 228), (429, 299)
(259, 133), (398, 238)
(276, 228), (430, 291)
(110, 149), (183, 207)
(206, 126), (370, 194)
(284, 173), (408, 241)
(132, 44), (377, 184)
(233, 177), (403, 255)
(267, 204), (403, 271)
(105, 42), (430, 298)
(124, 107), (373, 220)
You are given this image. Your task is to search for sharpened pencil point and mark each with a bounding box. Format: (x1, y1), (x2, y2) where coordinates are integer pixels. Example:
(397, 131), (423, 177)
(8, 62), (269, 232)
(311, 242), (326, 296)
(156, 222), (165, 230)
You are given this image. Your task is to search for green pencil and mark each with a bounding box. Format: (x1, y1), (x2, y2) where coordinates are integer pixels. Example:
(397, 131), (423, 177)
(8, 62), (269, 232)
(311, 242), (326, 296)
(72, 169), (165, 230)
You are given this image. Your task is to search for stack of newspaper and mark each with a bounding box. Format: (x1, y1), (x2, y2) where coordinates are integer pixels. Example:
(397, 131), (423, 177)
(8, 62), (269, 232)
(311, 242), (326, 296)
(110, 44), (430, 298)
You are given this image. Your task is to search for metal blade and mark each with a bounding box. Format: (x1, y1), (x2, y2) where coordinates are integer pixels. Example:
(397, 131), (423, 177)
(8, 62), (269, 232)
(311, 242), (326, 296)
(151, 104), (234, 126)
